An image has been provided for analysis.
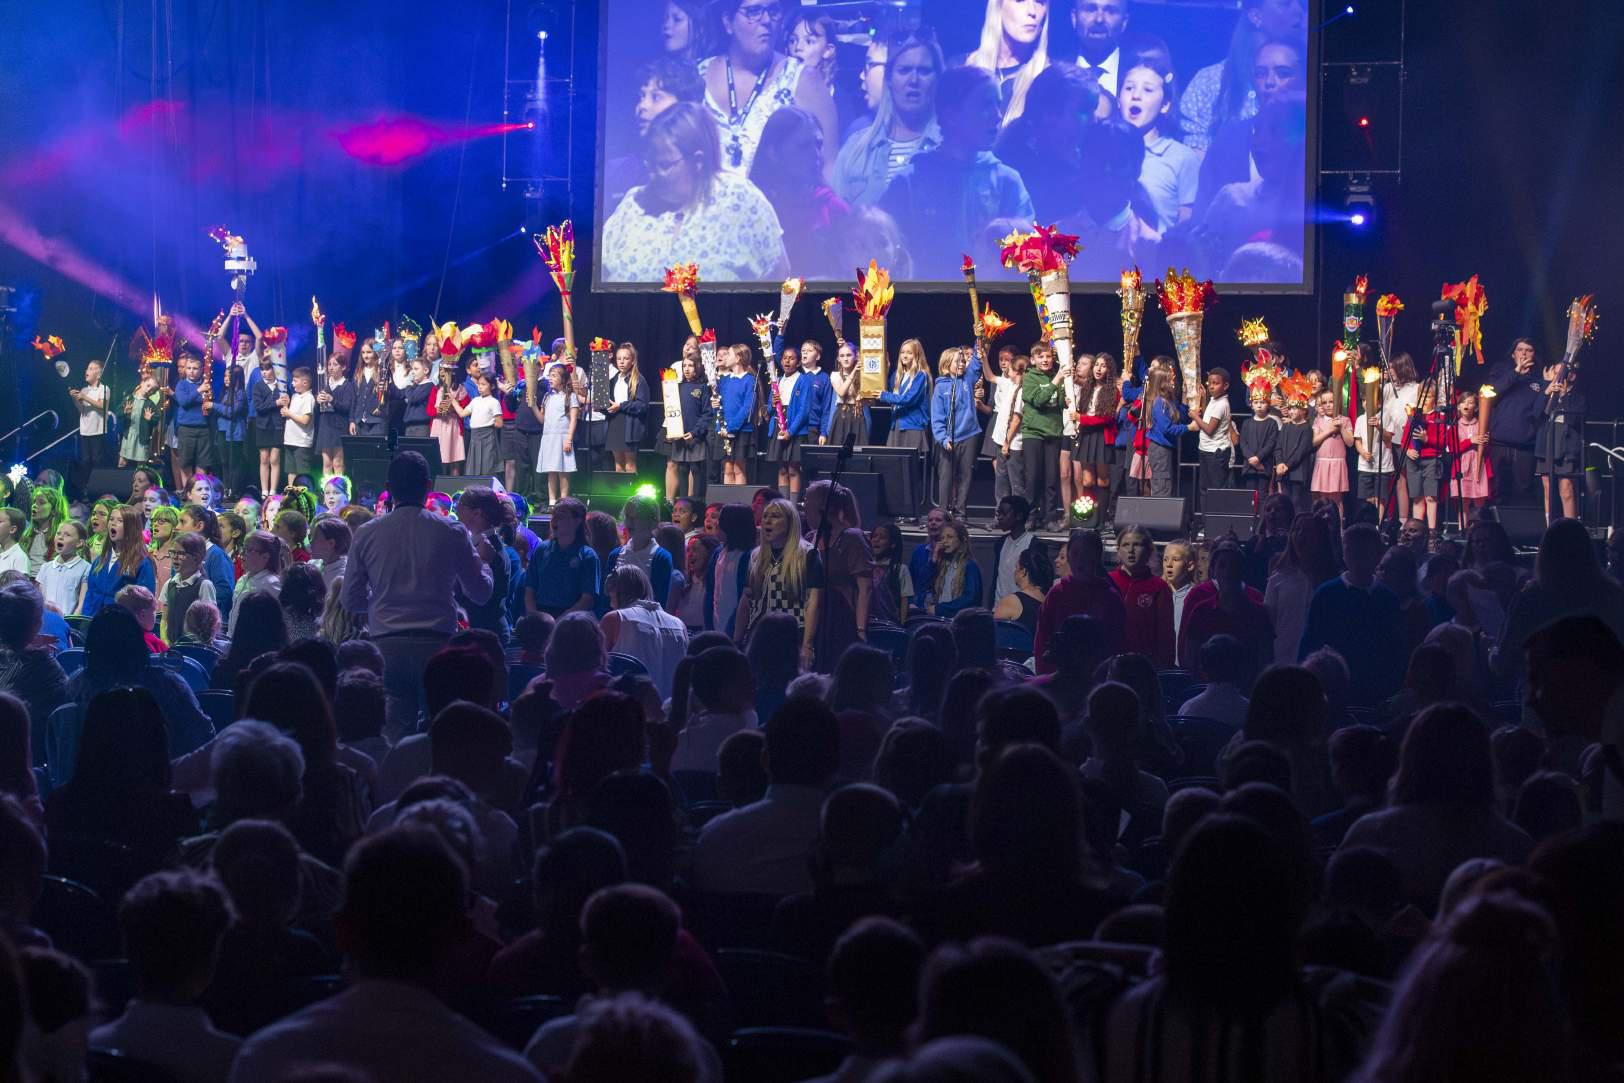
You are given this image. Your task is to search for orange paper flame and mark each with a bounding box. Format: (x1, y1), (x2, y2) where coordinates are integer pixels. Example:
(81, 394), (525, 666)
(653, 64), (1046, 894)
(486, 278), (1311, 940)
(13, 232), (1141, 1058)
(1376, 293), (1404, 317)
(662, 263), (700, 297)
(1155, 268), (1218, 315)
(978, 305), (1013, 340)
(1440, 276), (1489, 364)
(852, 261), (895, 319)
(32, 335), (66, 359)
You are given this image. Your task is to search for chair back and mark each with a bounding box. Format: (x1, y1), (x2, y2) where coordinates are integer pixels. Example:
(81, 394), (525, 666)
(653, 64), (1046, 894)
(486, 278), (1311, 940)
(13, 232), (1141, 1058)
(167, 644), (221, 678)
(723, 1028), (853, 1083)
(46, 702), (84, 790)
(606, 652), (648, 678)
(196, 690), (237, 734)
(994, 618), (1034, 660)
(156, 652), (210, 693)
(714, 949), (829, 1029)
(56, 647), (86, 678)
(36, 875), (120, 960)
(508, 663), (544, 703)
(86, 1049), (181, 1083)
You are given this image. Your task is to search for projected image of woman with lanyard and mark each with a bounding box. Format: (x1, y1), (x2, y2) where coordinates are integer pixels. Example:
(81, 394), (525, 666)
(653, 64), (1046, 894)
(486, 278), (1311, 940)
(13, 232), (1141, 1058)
(698, 0), (836, 177)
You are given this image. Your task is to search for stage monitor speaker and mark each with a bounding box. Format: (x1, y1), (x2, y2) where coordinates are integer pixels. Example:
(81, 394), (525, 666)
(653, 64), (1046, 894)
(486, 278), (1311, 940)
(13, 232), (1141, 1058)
(1204, 513), (1256, 542)
(1204, 488), (1258, 517)
(707, 483), (767, 507)
(526, 515), (551, 541)
(84, 468), (137, 500)
(1115, 496), (1189, 539)
(1487, 505), (1547, 548)
(394, 437), (443, 477)
(435, 475), (501, 499)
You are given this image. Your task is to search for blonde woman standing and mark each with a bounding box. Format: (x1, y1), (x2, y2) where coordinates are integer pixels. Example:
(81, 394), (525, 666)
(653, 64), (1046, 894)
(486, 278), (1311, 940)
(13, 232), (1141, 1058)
(736, 498), (823, 671)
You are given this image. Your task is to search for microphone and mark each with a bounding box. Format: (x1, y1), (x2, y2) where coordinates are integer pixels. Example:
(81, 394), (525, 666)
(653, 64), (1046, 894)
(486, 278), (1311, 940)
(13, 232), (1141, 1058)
(838, 431), (856, 463)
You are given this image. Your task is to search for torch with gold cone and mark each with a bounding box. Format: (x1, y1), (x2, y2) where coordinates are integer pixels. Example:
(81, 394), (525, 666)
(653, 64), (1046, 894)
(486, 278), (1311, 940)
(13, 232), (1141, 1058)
(1156, 269), (1219, 410)
(1375, 294), (1404, 375)
(662, 263), (703, 337)
(779, 277), (804, 331)
(852, 262), (895, 400)
(1119, 268), (1147, 364)
(961, 255), (984, 339)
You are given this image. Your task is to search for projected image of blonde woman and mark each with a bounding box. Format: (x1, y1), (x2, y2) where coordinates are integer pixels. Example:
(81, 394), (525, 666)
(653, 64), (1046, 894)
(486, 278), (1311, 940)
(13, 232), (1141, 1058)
(965, 0), (1052, 126)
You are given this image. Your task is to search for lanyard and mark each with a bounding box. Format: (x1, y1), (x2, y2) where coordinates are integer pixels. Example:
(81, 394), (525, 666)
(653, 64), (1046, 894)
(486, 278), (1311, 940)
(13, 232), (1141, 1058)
(723, 57), (771, 167)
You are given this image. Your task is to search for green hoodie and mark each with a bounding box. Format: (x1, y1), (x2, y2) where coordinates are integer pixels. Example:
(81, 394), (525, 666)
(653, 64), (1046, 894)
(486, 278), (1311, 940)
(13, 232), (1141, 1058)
(1020, 366), (1065, 440)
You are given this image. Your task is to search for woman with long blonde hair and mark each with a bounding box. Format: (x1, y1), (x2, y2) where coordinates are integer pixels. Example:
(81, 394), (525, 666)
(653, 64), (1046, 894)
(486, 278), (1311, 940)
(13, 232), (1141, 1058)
(881, 337), (933, 453)
(965, 0), (1052, 126)
(738, 497), (822, 671)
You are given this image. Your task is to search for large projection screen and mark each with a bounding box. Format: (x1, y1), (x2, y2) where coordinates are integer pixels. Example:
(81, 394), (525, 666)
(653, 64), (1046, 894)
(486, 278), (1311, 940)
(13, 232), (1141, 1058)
(595, 0), (1317, 292)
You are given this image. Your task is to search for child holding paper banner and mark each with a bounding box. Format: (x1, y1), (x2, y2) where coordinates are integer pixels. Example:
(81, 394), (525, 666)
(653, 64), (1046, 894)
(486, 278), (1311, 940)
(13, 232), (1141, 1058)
(765, 344), (815, 499)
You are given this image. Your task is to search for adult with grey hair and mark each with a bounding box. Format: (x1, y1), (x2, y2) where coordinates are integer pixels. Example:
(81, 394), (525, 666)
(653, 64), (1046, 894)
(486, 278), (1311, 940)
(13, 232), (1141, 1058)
(0, 578), (68, 741)
(601, 564), (689, 699)
(229, 827), (542, 1083)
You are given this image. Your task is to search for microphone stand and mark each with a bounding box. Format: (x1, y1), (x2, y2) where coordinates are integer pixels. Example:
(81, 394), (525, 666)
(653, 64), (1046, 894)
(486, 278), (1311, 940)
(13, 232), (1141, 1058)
(814, 433), (857, 672)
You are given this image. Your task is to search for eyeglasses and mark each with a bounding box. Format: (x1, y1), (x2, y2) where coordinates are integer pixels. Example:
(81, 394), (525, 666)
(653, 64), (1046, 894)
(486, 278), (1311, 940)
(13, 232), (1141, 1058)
(735, 3), (781, 24)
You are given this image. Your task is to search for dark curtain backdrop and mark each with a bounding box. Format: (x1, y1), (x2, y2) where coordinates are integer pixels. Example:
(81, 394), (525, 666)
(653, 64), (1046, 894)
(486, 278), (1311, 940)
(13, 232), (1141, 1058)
(1, 0), (1620, 466)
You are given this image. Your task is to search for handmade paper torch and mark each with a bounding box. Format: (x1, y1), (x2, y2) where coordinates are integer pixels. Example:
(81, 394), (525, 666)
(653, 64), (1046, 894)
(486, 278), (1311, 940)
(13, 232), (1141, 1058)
(1477, 382), (1497, 483)
(852, 261), (895, 400)
(1440, 276), (1489, 374)
(753, 314), (787, 435)
(661, 262), (702, 338)
(534, 221), (577, 356)
(1360, 366), (1383, 419)
(588, 336), (616, 417)
(1156, 269), (1218, 410)
(961, 256), (983, 338)
(1375, 294), (1404, 369)
(696, 329), (719, 405)
(1001, 224), (1081, 373)
(1561, 294), (1599, 366)
(979, 305), (1014, 343)
(1119, 268), (1147, 364)
(822, 297), (844, 342)
(780, 277), (804, 329)
(523, 329), (543, 408)
(1330, 341), (1352, 417)
(662, 367), (684, 441)
(33, 335), (67, 376)
(1343, 275), (1368, 342)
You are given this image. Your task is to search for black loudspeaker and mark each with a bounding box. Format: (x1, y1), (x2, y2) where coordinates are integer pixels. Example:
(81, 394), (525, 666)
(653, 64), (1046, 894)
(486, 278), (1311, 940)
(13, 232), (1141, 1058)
(708, 483), (767, 507)
(394, 437), (443, 477)
(1203, 488), (1258, 517)
(1487, 505), (1547, 548)
(435, 475), (501, 499)
(1204, 513), (1256, 542)
(1115, 496), (1189, 539)
(85, 468), (137, 500)
(526, 515), (551, 541)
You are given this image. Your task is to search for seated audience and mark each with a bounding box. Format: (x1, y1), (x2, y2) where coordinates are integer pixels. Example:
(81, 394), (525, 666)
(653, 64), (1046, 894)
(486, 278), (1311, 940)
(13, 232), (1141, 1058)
(817, 918), (925, 1083)
(90, 870), (240, 1083)
(229, 826), (543, 1082)
(1312, 724), (1396, 848)
(0, 580), (69, 739)
(772, 783), (907, 962)
(670, 646), (757, 774)
(915, 937), (1079, 1083)
(1176, 632), (1249, 727)
(691, 697), (840, 897)
(1339, 704), (1533, 912)
(72, 606), (211, 757)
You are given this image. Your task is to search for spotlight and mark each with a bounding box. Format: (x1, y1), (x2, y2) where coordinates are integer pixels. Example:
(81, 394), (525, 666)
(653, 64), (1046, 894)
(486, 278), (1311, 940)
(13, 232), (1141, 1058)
(537, 30), (547, 40)
(1343, 175), (1375, 228)
(635, 483), (658, 501)
(519, 224), (527, 234)
(1357, 116), (1370, 128)
(1346, 4), (1354, 12)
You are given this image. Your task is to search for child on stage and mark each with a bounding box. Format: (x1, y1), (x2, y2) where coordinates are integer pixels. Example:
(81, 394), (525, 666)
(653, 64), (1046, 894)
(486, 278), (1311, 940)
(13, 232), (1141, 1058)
(717, 345), (757, 486)
(1237, 378), (1279, 501)
(429, 360), (472, 477)
(316, 352), (354, 479)
(1275, 380), (1316, 513)
(1309, 388), (1352, 519)
(606, 342), (649, 475)
(880, 338), (932, 454)
(765, 342), (814, 501)
(1454, 389), (1491, 521)
(930, 345), (982, 519)
(1073, 352), (1120, 516)
(821, 340), (867, 448)
(1138, 361), (1189, 498)
(1353, 401), (1394, 515)
(466, 371), (506, 478)
(400, 358), (434, 440)
(1403, 384), (1446, 538)
(279, 367), (317, 487)
(669, 352), (712, 499)
(534, 361), (580, 506)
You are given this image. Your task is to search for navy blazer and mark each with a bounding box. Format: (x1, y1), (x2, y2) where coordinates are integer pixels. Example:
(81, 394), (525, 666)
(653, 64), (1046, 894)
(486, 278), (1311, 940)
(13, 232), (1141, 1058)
(611, 372), (653, 444)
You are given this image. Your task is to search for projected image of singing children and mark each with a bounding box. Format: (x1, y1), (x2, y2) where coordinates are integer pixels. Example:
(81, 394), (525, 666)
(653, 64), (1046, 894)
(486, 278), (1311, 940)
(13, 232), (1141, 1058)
(601, 102), (789, 283)
(1194, 37), (1304, 217)
(1118, 60), (1199, 230)
(750, 107), (852, 279)
(876, 65), (1033, 279)
(833, 31), (945, 205)
(697, 0), (837, 177)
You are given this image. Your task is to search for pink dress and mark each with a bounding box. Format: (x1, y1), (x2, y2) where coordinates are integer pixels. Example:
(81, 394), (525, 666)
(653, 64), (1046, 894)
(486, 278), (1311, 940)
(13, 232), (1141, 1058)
(1311, 415), (1349, 493)
(1455, 418), (1491, 499)
(429, 387), (468, 465)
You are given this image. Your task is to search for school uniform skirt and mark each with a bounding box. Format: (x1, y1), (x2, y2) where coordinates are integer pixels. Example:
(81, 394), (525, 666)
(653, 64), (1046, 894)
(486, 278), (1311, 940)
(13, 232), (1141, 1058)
(670, 433), (708, 463)
(825, 403), (866, 449)
(766, 433), (806, 463)
(606, 413), (634, 452)
(467, 425), (502, 476)
(717, 429), (754, 465)
(887, 428), (929, 454)
(1073, 424), (1109, 464)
